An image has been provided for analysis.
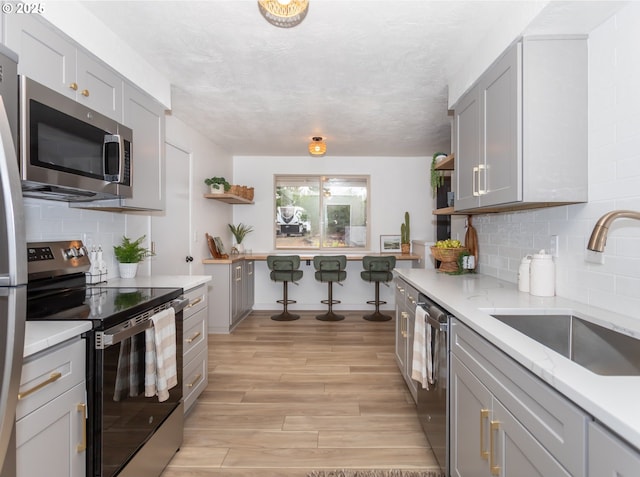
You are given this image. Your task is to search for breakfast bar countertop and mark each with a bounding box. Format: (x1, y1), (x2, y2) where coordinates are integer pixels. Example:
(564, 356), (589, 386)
(203, 252), (422, 264)
(394, 268), (640, 451)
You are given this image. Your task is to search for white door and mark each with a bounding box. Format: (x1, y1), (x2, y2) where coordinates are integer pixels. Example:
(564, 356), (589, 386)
(151, 142), (191, 275)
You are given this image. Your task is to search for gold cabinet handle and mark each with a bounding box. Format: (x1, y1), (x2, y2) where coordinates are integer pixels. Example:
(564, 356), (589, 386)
(490, 420), (501, 476)
(401, 312), (409, 337)
(186, 297), (203, 308)
(187, 373), (202, 388)
(81, 89), (90, 97)
(76, 403), (87, 453)
(480, 409), (490, 460)
(18, 372), (62, 400)
(186, 331), (201, 344)
(69, 82), (78, 91)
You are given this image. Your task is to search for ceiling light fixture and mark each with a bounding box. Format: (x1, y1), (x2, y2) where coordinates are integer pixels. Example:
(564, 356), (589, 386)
(308, 136), (326, 156)
(257, 0), (309, 29)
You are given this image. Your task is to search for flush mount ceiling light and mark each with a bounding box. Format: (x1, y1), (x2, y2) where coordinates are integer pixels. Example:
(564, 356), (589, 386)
(308, 136), (326, 156)
(257, 0), (309, 28)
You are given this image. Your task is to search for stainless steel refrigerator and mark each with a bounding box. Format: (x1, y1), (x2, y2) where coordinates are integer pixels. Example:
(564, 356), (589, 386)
(0, 45), (26, 477)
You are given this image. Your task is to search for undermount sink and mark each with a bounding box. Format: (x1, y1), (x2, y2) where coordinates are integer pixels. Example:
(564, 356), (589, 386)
(490, 313), (640, 376)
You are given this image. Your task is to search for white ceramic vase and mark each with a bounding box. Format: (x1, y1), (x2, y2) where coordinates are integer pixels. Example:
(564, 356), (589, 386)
(235, 243), (245, 254)
(118, 262), (138, 278)
(209, 185), (224, 194)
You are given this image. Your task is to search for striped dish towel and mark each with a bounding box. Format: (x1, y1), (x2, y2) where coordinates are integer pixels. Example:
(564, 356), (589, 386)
(411, 306), (432, 390)
(145, 307), (178, 402)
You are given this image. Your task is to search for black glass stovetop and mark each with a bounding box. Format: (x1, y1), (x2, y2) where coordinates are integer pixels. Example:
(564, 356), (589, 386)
(27, 273), (182, 330)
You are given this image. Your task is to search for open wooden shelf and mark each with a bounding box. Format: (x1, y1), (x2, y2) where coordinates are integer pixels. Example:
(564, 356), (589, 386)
(434, 153), (454, 170)
(203, 193), (254, 204)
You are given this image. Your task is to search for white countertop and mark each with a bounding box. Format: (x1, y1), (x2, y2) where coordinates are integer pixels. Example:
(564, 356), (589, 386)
(395, 268), (640, 450)
(24, 321), (92, 358)
(101, 275), (211, 292)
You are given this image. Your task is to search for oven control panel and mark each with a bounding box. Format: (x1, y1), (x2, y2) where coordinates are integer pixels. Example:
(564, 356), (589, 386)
(27, 240), (91, 280)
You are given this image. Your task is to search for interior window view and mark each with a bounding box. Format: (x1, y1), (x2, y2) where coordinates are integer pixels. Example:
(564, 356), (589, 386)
(2, 2), (640, 477)
(275, 175), (369, 250)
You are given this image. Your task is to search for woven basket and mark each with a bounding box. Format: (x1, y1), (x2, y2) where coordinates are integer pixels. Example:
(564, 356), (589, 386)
(246, 187), (254, 201)
(430, 246), (468, 272)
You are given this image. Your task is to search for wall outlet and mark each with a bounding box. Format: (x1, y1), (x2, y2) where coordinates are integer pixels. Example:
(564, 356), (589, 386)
(549, 235), (559, 258)
(585, 249), (605, 264)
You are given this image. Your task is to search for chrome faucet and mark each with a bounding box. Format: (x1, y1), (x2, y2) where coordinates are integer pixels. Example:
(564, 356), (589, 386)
(587, 210), (640, 252)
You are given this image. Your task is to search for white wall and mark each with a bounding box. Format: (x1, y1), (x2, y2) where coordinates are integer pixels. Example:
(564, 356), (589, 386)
(232, 155), (434, 310)
(470, 2), (640, 317)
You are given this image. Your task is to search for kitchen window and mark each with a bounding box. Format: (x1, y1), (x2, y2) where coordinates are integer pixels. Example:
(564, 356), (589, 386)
(274, 175), (369, 250)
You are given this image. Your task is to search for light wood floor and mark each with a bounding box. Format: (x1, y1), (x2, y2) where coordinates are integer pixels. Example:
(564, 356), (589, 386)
(161, 310), (439, 477)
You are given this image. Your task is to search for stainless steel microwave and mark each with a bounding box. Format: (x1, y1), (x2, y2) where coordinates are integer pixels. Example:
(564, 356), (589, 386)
(18, 76), (132, 201)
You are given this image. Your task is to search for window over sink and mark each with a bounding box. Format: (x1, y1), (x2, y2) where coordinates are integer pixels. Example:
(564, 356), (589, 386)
(274, 175), (369, 250)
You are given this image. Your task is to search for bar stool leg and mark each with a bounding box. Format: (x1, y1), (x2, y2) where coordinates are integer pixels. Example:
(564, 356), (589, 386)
(271, 281), (300, 321)
(364, 281), (392, 321)
(316, 281), (345, 321)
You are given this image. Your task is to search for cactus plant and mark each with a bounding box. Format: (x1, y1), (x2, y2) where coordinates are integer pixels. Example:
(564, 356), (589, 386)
(400, 211), (410, 245)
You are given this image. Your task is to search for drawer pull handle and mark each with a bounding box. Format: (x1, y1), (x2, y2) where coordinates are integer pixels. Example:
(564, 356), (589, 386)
(69, 82), (78, 91)
(186, 297), (203, 308)
(480, 409), (489, 460)
(187, 373), (202, 388)
(186, 331), (201, 343)
(77, 403), (87, 453)
(490, 420), (501, 476)
(18, 372), (62, 400)
(81, 89), (90, 97)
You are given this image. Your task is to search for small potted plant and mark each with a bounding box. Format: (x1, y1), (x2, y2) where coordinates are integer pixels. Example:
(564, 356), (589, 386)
(113, 235), (154, 278)
(430, 151), (448, 197)
(228, 223), (254, 253)
(400, 211), (411, 254)
(204, 176), (230, 194)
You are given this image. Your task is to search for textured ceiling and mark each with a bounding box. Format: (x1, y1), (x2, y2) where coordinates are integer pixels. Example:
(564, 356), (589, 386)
(80, 1), (542, 157)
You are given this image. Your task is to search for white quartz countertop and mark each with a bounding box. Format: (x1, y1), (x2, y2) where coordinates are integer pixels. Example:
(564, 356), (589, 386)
(395, 268), (640, 450)
(101, 275), (211, 292)
(24, 321), (92, 358)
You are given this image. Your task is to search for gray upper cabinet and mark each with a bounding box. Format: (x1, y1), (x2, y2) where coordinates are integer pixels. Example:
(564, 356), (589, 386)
(5, 14), (123, 121)
(454, 36), (587, 213)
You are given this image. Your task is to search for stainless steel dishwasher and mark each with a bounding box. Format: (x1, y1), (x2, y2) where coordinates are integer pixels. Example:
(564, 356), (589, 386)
(416, 293), (450, 476)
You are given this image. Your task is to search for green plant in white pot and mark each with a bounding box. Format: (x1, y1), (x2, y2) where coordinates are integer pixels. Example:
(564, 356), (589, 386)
(113, 235), (154, 278)
(228, 223), (254, 253)
(204, 176), (230, 194)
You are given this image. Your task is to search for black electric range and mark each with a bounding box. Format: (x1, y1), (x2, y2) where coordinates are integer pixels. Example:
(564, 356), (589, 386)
(26, 240), (181, 329)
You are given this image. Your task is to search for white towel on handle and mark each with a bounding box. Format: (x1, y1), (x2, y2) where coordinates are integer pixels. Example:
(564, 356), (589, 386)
(144, 308), (178, 402)
(411, 306), (432, 390)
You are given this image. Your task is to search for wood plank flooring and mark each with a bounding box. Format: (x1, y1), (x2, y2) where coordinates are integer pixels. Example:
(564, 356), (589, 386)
(161, 310), (439, 477)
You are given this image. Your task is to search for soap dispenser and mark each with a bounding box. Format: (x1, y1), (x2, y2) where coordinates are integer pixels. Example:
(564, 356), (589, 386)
(529, 249), (555, 297)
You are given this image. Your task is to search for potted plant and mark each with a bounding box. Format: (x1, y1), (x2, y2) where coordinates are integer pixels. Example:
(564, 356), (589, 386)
(113, 235), (154, 278)
(430, 151), (448, 197)
(204, 176), (230, 194)
(228, 223), (254, 253)
(400, 211), (411, 254)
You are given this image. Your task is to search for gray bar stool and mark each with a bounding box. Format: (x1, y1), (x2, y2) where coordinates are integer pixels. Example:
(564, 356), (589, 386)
(361, 255), (396, 321)
(313, 255), (347, 321)
(267, 255), (303, 321)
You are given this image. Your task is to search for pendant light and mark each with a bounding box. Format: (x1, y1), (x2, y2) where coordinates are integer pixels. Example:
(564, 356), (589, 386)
(308, 137), (326, 156)
(258, 0), (309, 28)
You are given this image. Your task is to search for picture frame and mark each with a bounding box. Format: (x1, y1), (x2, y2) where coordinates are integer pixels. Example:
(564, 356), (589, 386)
(380, 234), (401, 253)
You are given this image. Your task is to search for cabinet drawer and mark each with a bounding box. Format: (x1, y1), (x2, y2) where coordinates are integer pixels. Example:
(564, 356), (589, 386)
(17, 339), (85, 420)
(183, 348), (208, 413)
(452, 320), (587, 477)
(183, 285), (207, 319)
(183, 308), (207, 362)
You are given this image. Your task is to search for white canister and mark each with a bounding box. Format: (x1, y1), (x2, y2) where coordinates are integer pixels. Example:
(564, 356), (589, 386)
(518, 255), (532, 292)
(529, 249), (555, 297)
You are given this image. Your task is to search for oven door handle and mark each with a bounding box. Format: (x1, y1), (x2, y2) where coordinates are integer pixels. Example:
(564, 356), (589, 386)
(97, 319), (153, 348)
(170, 296), (189, 314)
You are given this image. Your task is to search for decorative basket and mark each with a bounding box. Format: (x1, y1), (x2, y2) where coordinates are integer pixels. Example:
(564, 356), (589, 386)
(430, 246), (468, 272)
(246, 187), (254, 201)
(229, 185), (240, 196)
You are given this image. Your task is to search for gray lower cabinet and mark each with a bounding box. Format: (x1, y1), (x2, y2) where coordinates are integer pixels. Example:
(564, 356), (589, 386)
(205, 258), (255, 333)
(588, 422), (640, 476)
(182, 284), (208, 413)
(16, 338), (87, 477)
(450, 318), (587, 477)
(394, 277), (418, 402)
